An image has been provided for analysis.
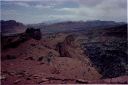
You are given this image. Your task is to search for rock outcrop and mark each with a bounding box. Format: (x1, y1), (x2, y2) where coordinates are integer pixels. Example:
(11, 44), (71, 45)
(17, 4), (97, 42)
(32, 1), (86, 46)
(1, 20), (26, 34)
(25, 28), (42, 40)
(56, 42), (70, 57)
(1, 28), (42, 50)
(56, 35), (75, 57)
(63, 35), (75, 46)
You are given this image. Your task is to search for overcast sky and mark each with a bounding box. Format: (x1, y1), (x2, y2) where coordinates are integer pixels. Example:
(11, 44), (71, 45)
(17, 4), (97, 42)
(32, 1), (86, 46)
(1, 0), (127, 24)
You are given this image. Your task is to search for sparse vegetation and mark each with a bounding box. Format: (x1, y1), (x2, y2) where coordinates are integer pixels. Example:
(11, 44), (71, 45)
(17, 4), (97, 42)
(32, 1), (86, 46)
(37, 52), (55, 64)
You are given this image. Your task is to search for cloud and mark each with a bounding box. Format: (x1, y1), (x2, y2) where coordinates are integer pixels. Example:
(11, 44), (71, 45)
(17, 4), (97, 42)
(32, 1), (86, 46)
(15, 2), (30, 7)
(55, 0), (127, 22)
(34, 4), (55, 9)
(34, 4), (44, 8)
(1, 0), (36, 1)
(1, 10), (17, 15)
(73, 0), (104, 7)
(7, 1), (58, 8)
(1, 1), (31, 7)
(1, 0), (127, 23)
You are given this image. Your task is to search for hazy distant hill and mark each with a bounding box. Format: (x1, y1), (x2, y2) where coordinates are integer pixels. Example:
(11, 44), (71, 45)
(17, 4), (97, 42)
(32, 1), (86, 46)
(1, 20), (26, 35)
(1, 20), (126, 35)
(28, 20), (125, 33)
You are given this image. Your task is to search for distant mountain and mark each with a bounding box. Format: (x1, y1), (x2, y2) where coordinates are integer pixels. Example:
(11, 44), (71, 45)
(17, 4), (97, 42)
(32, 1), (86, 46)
(49, 20), (125, 29)
(27, 20), (65, 29)
(1, 20), (126, 35)
(28, 20), (125, 33)
(27, 23), (46, 29)
(1, 20), (27, 35)
(43, 19), (65, 25)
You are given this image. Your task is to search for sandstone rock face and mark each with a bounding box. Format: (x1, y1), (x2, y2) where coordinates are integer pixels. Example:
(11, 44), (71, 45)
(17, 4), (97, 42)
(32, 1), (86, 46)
(56, 35), (75, 57)
(56, 42), (70, 57)
(63, 35), (75, 46)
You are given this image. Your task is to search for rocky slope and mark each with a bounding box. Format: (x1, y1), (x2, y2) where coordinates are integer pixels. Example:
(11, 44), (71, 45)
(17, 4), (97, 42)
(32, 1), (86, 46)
(81, 24), (128, 78)
(1, 24), (128, 84)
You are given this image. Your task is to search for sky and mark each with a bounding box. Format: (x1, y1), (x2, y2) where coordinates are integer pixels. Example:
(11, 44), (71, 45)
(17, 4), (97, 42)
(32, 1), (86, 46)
(1, 0), (127, 24)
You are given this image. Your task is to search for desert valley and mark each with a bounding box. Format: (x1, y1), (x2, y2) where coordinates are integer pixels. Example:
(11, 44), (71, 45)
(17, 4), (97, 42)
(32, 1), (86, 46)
(1, 20), (128, 84)
(1, 0), (128, 84)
